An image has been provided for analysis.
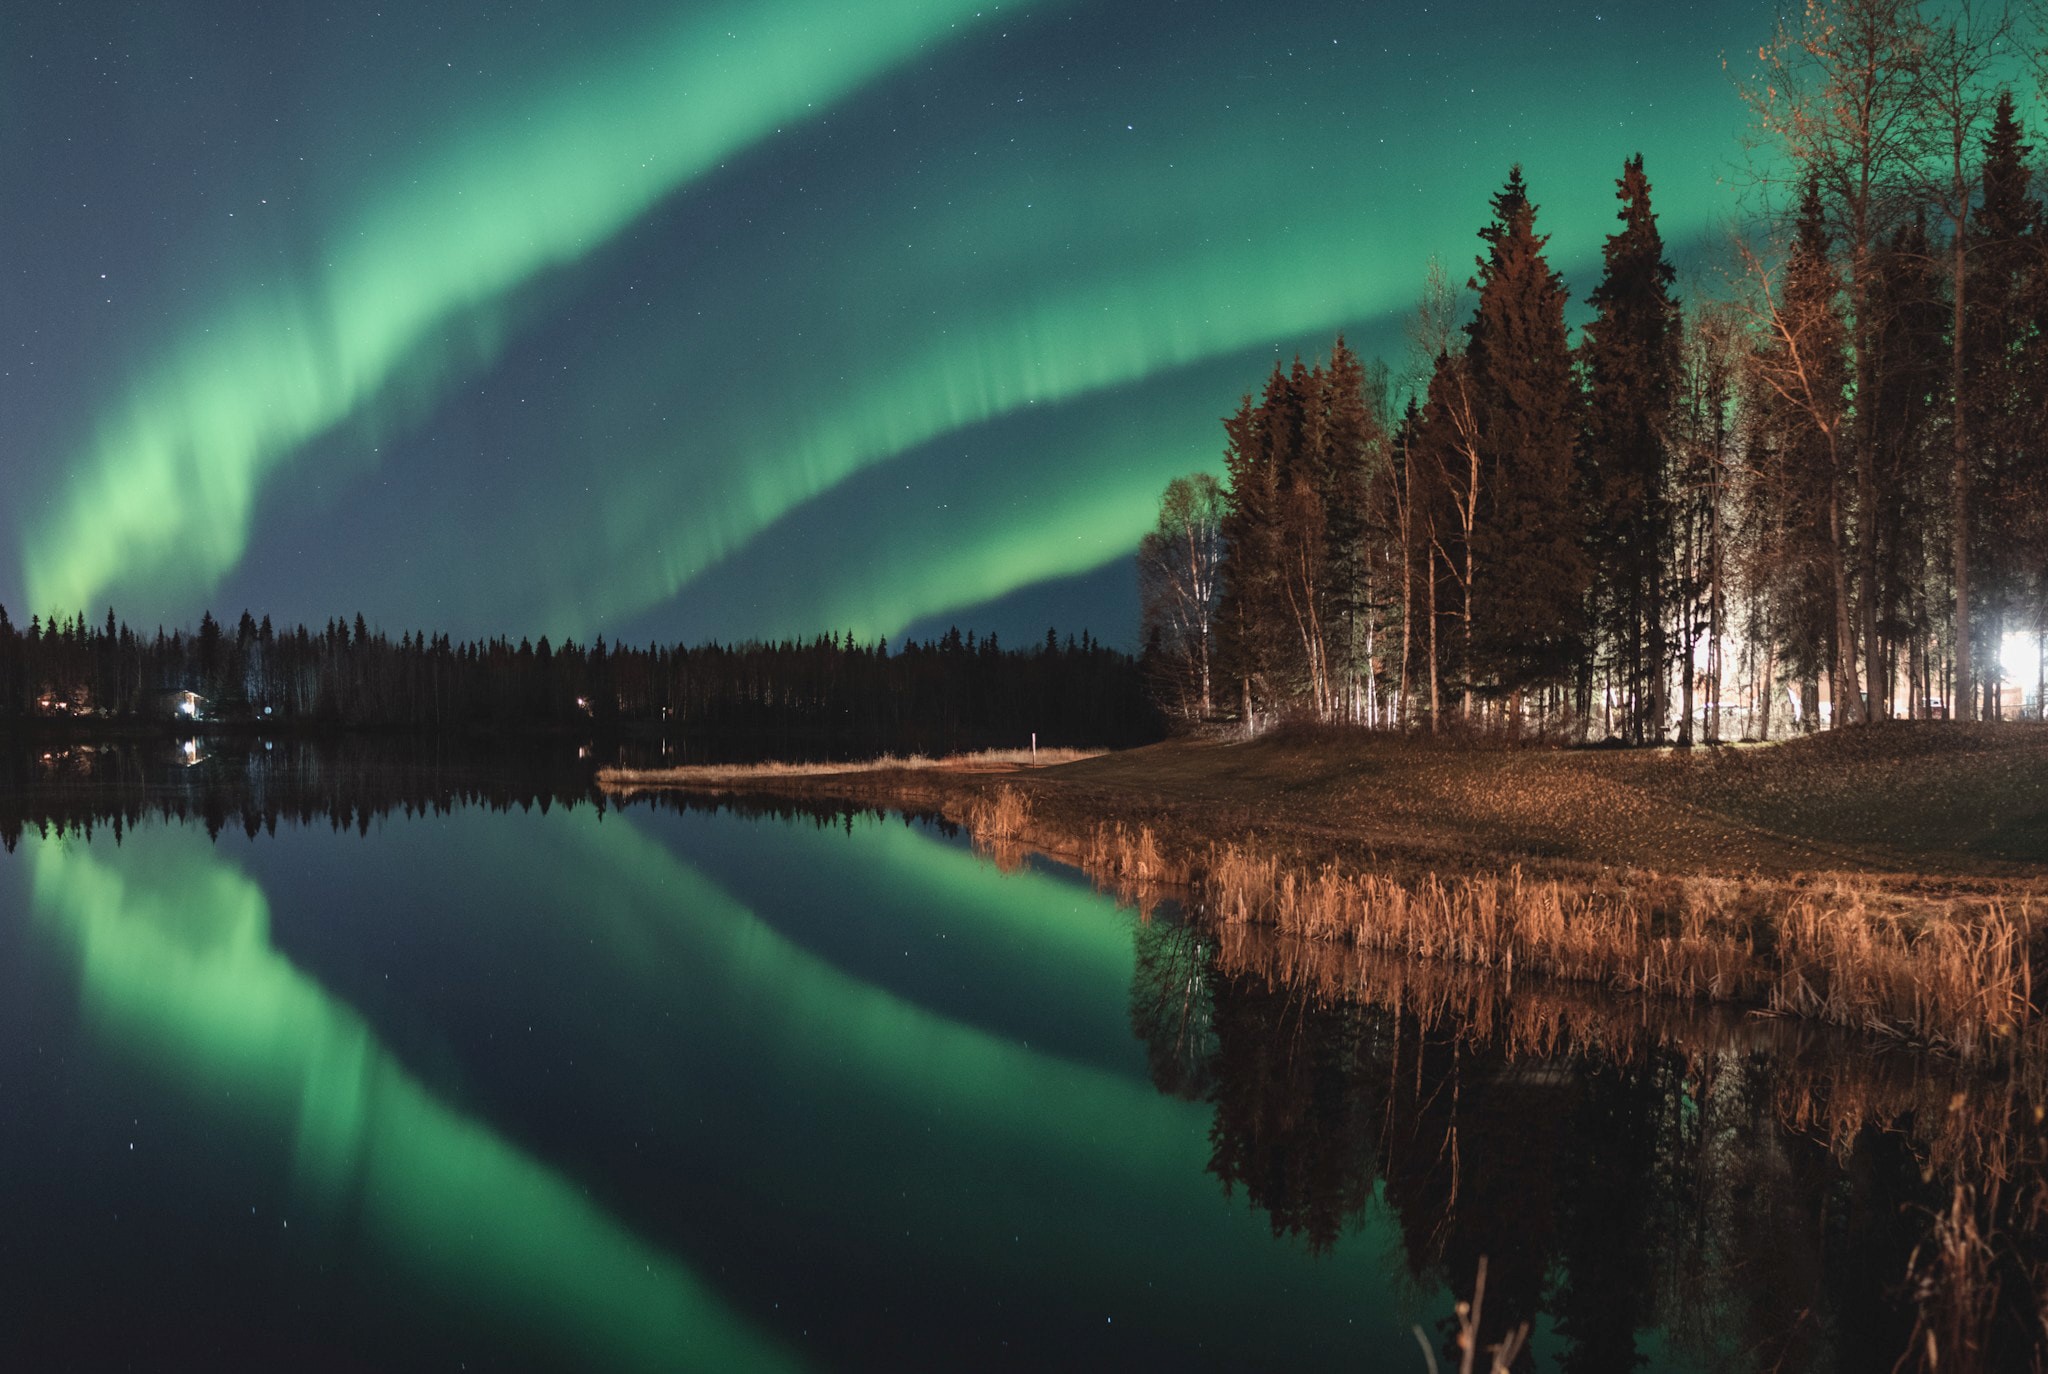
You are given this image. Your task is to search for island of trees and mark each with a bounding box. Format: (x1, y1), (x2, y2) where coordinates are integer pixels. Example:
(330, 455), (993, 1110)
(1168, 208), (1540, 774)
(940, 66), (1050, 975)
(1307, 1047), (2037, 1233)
(1141, 0), (2048, 742)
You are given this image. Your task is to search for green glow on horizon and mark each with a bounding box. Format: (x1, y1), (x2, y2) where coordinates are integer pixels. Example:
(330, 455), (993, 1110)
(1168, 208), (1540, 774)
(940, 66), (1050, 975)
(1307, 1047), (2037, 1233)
(26, 831), (804, 1373)
(797, 452), (1172, 640)
(552, 403), (1189, 641)
(22, 0), (1025, 618)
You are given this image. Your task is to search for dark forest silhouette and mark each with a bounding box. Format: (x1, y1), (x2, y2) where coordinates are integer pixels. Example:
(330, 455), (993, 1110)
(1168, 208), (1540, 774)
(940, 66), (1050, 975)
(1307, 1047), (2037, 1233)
(0, 606), (1157, 752)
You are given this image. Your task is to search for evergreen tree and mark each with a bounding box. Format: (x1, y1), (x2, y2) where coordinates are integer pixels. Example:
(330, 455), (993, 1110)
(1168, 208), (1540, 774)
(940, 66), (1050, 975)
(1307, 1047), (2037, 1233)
(1317, 338), (1387, 722)
(1862, 216), (1944, 718)
(1465, 168), (1590, 706)
(1965, 89), (2040, 718)
(1581, 155), (1682, 742)
(1218, 368), (1289, 721)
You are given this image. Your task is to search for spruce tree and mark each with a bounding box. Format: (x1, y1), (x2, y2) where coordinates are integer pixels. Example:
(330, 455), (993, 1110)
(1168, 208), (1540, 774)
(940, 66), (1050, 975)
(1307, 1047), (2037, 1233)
(1862, 216), (1944, 717)
(1965, 89), (2038, 717)
(1581, 155), (1681, 742)
(1318, 338), (1382, 720)
(1465, 168), (1589, 707)
(1218, 369), (1288, 721)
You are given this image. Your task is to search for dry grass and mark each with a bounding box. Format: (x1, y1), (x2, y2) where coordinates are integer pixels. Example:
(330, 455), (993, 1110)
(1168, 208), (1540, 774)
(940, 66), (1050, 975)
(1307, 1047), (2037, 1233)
(598, 746), (1101, 795)
(1112, 825), (2037, 1056)
(1902, 1186), (2007, 1374)
(1415, 1257), (1529, 1374)
(945, 796), (2041, 1056)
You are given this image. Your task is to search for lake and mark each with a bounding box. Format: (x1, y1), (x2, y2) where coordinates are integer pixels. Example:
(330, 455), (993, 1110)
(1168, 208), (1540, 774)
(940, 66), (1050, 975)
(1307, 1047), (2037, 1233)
(0, 739), (2039, 1371)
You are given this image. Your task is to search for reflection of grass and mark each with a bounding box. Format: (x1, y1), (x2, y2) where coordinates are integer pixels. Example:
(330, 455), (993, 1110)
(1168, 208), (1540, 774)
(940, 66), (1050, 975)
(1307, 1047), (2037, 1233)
(1027, 754), (2048, 1056)
(1214, 922), (2046, 1178)
(1218, 921), (2048, 1374)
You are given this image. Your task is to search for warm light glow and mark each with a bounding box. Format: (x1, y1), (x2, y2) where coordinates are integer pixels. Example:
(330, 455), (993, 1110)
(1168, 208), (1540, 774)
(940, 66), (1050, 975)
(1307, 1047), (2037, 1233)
(2002, 632), (2040, 683)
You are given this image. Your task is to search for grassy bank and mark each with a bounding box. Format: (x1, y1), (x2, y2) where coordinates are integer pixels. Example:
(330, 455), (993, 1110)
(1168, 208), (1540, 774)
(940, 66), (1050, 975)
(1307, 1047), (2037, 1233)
(598, 722), (2048, 1054)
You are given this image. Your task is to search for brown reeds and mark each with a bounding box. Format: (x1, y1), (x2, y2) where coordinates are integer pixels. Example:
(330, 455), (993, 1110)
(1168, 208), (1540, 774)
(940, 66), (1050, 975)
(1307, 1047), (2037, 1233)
(1897, 1183), (2035, 1374)
(963, 785), (1034, 874)
(597, 746), (1102, 795)
(964, 803), (2045, 1058)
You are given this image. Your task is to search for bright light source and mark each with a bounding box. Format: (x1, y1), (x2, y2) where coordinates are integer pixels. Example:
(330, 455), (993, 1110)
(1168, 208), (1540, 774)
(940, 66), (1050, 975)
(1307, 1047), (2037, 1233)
(2003, 632), (2040, 682)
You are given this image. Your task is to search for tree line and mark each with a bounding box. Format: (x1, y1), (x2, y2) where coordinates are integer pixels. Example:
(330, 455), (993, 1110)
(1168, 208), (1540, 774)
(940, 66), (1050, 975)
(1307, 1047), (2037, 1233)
(1141, 0), (2048, 740)
(0, 605), (1157, 750)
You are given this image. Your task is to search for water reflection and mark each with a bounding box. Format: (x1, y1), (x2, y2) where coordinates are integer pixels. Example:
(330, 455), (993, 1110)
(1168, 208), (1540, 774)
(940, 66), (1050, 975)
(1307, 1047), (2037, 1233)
(1148, 921), (2048, 1372)
(24, 830), (801, 1373)
(2, 758), (1426, 1368)
(0, 735), (605, 846)
(3, 749), (2044, 1371)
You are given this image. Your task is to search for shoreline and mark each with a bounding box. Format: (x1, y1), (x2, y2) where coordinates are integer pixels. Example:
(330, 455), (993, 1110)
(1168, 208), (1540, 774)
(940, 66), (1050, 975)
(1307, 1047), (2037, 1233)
(598, 722), (2048, 1055)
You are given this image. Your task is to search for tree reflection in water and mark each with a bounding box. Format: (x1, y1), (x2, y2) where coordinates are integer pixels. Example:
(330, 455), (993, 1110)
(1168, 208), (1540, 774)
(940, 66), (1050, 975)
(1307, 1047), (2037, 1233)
(1132, 917), (2048, 1373)
(7, 743), (2042, 1371)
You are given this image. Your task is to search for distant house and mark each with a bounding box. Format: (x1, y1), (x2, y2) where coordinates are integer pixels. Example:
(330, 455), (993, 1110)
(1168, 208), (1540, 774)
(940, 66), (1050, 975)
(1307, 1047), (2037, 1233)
(145, 689), (207, 722)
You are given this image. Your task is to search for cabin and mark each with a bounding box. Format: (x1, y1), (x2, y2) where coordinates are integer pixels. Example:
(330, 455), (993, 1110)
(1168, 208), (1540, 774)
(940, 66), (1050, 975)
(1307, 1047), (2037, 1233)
(145, 688), (207, 722)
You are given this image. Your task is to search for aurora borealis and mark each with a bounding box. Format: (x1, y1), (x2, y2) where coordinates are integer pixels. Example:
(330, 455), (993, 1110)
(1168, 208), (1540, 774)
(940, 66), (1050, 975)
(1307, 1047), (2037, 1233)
(6, 1), (1777, 646)
(6, 790), (1439, 1366)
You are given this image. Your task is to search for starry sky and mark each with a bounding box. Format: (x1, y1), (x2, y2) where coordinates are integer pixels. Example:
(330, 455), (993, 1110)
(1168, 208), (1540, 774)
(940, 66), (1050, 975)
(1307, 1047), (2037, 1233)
(3, 0), (1779, 649)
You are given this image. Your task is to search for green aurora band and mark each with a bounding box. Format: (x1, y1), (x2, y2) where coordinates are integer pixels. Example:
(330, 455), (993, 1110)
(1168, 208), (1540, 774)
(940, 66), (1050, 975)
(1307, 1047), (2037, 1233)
(23, 0), (1028, 619)
(509, 7), (1755, 639)
(453, 802), (1423, 1346)
(25, 827), (805, 1373)
(22, 804), (1432, 1359)
(21, 1), (1780, 646)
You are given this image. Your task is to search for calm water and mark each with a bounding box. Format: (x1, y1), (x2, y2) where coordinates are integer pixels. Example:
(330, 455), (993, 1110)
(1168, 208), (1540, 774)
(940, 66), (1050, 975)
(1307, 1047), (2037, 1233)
(0, 740), (2041, 1371)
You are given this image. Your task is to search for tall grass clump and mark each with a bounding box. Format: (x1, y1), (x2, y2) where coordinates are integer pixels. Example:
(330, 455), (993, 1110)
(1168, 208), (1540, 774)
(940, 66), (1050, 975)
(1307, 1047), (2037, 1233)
(1193, 843), (2041, 1055)
(962, 795), (2044, 1054)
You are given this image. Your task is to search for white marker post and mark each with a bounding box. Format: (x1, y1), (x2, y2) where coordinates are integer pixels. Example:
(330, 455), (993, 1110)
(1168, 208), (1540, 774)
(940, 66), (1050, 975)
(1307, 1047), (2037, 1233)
(1031, 732), (1037, 766)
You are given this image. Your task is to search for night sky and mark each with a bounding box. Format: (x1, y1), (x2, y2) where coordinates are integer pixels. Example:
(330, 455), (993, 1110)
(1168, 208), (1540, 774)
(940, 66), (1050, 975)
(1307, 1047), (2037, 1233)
(4, 1), (1776, 649)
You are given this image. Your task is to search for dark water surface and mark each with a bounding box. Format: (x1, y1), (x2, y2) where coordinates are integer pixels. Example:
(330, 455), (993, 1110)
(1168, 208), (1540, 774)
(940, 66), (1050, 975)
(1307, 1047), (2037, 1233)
(0, 740), (2041, 1371)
